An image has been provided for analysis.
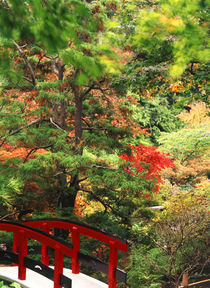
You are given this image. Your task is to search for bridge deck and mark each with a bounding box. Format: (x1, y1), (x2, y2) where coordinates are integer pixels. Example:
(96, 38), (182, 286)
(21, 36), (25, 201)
(0, 266), (108, 288)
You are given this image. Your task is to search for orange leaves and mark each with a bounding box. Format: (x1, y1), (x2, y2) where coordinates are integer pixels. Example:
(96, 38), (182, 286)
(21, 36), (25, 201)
(169, 81), (183, 93)
(0, 145), (48, 162)
(177, 102), (210, 128)
(113, 47), (133, 64)
(60, 81), (70, 92)
(88, 87), (147, 137)
(73, 192), (90, 217)
(3, 89), (39, 118)
(0, 147), (27, 162)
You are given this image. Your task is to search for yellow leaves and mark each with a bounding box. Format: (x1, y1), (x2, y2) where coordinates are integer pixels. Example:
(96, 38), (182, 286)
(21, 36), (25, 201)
(97, 54), (121, 75)
(169, 63), (186, 78)
(160, 190), (208, 219)
(107, 20), (119, 30)
(142, 89), (152, 99)
(177, 102), (210, 128)
(160, 15), (183, 32)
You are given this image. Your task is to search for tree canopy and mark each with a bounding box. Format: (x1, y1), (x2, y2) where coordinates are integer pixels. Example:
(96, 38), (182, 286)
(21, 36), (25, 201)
(0, 1), (209, 287)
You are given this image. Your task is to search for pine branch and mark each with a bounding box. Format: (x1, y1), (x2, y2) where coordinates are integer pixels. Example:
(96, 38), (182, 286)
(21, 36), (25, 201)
(79, 187), (109, 213)
(23, 144), (53, 163)
(0, 118), (49, 148)
(13, 41), (37, 86)
(53, 168), (77, 177)
(50, 117), (65, 131)
(91, 164), (117, 170)
(82, 79), (106, 98)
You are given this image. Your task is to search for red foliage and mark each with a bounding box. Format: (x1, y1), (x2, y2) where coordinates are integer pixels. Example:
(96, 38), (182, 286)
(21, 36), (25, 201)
(119, 145), (175, 194)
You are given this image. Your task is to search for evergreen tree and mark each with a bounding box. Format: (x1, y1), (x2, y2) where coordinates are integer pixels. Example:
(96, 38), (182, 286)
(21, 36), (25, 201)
(0, 0), (164, 225)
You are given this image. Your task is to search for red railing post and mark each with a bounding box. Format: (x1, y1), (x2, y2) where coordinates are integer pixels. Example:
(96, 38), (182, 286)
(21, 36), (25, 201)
(72, 226), (80, 274)
(108, 241), (118, 288)
(54, 245), (64, 288)
(12, 231), (19, 266)
(41, 222), (50, 266)
(18, 230), (28, 280)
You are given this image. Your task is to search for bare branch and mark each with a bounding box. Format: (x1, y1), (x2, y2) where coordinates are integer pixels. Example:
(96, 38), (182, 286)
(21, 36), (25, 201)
(50, 117), (65, 131)
(53, 168), (77, 177)
(83, 127), (107, 131)
(23, 76), (34, 84)
(82, 84), (95, 98)
(13, 41), (37, 86)
(23, 144), (53, 163)
(77, 177), (88, 183)
(0, 211), (19, 221)
(82, 79), (106, 99)
(92, 164), (117, 170)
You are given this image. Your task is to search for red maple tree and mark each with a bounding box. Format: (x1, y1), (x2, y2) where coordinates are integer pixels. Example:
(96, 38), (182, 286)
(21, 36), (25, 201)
(119, 144), (175, 195)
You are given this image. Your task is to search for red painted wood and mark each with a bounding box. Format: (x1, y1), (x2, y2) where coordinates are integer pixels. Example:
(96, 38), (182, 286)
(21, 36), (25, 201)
(0, 220), (128, 288)
(72, 226), (80, 274)
(54, 245), (64, 288)
(12, 231), (18, 266)
(108, 241), (118, 288)
(0, 222), (73, 288)
(23, 220), (128, 252)
(0, 223), (73, 258)
(23, 219), (128, 288)
(41, 222), (50, 266)
(18, 230), (27, 280)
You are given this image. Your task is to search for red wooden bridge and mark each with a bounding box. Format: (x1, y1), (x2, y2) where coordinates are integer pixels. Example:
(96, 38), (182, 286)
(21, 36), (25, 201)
(0, 219), (128, 288)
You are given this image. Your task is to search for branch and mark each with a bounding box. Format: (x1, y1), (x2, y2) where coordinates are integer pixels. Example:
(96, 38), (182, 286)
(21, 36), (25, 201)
(50, 117), (67, 133)
(79, 187), (109, 213)
(0, 118), (49, 148)
(91, 164), (117, 170)
(92, 87), (111, 93)
(77, 177), (88, 183)
(13, 41), (37, 86)
(82, 79), (106, 99)
(0, 211), (19, 221)
(23, 76), (34, 84)
(53, 168), (77, 177)
(82, 127), (107, 131)
(23, 144), (53, 163)
(82, 83), (95, 98)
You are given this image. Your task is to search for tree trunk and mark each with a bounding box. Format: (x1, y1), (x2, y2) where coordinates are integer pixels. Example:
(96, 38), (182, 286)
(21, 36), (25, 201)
(75, 93), (83, 147)
(58, 60), (66, 129)
(57, 84), (83, 210)
(57, 174), (78, 212)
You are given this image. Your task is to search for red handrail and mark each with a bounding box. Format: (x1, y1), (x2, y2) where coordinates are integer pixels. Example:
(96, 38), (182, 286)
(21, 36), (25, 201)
(0, 221), (72, 288)
(23, 218), (128, 288)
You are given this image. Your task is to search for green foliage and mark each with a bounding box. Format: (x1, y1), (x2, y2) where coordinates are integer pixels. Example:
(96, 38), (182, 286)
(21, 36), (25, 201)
(0, 281), (22, 288)
(0, 1), (209, 286)
(127, 246), (167, 288)
(0, 0), (95, 51)
(134, 0), (209, 77)
(135, 96), (183, 144)
(159, 126), (210, 160)
(128, 190), (210, 287)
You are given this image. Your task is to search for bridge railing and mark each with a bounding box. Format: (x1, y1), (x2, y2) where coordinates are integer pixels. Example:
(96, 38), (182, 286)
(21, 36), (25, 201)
(0, 221), (72, 288)
(22, 218), (128, 288)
